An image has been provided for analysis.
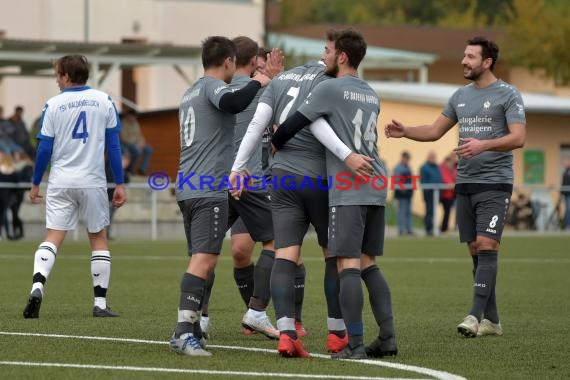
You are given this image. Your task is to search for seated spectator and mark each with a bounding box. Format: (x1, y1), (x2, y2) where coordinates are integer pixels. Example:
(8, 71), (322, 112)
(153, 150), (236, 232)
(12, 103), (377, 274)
(120, 110), (153, 175)
(508, 193), (535, 230)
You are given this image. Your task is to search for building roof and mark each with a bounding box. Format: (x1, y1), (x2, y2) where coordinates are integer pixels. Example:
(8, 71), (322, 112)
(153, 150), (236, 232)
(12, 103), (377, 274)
(275, 24), (506, 60)
(0, 37), (201, 86)
(369, 81), (570, 115)
(268, 32), (437, 70)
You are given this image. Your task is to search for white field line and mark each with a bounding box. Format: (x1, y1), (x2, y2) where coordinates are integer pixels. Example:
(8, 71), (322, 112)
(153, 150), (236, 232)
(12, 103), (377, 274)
(0, 331), (465, 380)
(0, 254), (569, 264)
(0, 361), (421, 380)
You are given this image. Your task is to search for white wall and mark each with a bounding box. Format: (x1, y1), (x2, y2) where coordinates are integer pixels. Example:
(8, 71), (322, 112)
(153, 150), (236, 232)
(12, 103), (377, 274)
(0, 0), (265, 125)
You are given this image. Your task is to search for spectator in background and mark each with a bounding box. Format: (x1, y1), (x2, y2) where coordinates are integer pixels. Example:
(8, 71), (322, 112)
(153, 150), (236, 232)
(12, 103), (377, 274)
(7, 149), (33, 240)
(562, 158), (570, 230)
(30, 115), (42, 152)
(439, 154), (458, 233)
(7, 106), (35, 159)
(420, 151), (442, 236)
(0, 105), (22, 154)
(120, 110), (153, 176)
(0, 151), (18, 240)
(393, 151), (414, 236)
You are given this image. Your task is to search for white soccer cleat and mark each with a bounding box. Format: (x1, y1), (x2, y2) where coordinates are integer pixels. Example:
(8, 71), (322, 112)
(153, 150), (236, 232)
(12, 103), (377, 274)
(477, 319), (503, 336)
(200, 315), (210, 339)
(169, 333), (212, 356)
(241, 310), (279, 340)
(457, 315), (479, 338)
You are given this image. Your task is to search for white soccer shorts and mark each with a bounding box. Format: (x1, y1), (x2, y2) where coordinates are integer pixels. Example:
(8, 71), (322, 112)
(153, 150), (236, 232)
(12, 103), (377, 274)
(46, 187), (110, 233)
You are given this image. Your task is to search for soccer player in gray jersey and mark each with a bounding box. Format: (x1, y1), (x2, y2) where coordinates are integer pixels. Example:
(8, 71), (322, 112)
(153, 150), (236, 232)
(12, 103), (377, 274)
(169, 36), (281, 357)
(272, 29), (397, 359)
(226, 37), (278, 339)
(230, 59), (373, 357)
(385, 36), (526, 338)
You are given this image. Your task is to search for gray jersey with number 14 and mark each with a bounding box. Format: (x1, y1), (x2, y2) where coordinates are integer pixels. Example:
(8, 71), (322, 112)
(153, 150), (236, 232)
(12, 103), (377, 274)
(298, 76), (387, 207)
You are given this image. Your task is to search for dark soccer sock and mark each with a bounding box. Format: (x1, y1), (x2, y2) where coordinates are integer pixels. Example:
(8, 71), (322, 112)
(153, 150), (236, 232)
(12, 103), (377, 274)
(250, 249), (275, 310)
(469, 250), (498, 322)
(234, 264), (254, 308)
(471, 255), (479, 279)
(175, 272), (205, 338)
(200, 271), (215, 321)
(270, 258), (297, 339)
(294, 263), (306, 322)
(324, 257), (342, 320)
(339, 268), (364, 348)
(361, 265), (395, 340)
(484, 284), (500, 323)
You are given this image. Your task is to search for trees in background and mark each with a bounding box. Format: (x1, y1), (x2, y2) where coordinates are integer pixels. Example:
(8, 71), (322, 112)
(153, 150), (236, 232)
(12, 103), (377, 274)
(274, 0), (570, 85)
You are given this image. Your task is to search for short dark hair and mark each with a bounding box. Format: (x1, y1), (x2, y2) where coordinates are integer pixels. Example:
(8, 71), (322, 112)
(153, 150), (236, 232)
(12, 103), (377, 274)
(15, 105), (24, 113)
(257, 47), (270, 60)
(232, 36), (259, 67)
(201, 36), (237, 69)
(55, 55), (90, 84)
(467, 36), (499, 71)
(325, 29), (367, 69)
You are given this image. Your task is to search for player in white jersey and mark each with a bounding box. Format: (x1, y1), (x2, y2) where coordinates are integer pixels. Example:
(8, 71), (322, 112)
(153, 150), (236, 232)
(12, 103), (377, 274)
(23, 55), (126, 319)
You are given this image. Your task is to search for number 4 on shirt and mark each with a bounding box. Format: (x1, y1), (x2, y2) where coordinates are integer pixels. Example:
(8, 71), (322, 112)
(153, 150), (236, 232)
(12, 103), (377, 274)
(72, 111), (89, 144)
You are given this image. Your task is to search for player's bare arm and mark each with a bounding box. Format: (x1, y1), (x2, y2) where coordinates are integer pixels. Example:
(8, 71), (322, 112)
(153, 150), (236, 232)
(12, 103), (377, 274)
(28, 184), (43, 204)
(455, 123), (525, 159)
(385, 114), (455, 142)
(112, 184), (127, 208)
(344, 153), (374, 176)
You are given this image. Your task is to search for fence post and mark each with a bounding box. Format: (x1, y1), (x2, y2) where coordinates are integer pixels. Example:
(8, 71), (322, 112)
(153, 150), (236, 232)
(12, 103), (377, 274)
(433, 187), (440, 237)
(151, 190), (158, 241)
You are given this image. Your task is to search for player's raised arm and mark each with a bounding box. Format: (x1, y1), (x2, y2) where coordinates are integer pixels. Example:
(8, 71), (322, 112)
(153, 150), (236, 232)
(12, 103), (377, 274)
(385, 114), (456, 142)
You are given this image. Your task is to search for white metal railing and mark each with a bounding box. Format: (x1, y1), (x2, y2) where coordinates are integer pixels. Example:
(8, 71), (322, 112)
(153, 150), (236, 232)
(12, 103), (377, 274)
(1, 182), (569, 240)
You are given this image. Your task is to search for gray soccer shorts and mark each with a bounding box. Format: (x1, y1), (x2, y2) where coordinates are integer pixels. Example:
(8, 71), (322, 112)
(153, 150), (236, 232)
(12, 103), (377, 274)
(228, 190), (273, 242)
(456, 190), (511, 243)
(178, 197), (228, 255)
(230, 216), (248, 236)
(270, 169), (329, 249)
(328, 205), (385, 259)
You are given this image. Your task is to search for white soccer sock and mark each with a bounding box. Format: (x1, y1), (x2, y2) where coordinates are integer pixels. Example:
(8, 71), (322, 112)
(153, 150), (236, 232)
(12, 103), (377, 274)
(327, 317), (346, 332)
(31, 242), (58, 296)
(91, 250), (111, 308)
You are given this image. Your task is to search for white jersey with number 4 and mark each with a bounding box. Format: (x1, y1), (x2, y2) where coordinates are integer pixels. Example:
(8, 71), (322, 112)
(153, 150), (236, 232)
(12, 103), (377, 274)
(39, 86), (120, 188)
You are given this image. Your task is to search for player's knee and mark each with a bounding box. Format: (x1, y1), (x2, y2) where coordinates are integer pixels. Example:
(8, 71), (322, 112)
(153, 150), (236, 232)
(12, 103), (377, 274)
(474, 236), (499, 252)
(231, 243), (253, 266)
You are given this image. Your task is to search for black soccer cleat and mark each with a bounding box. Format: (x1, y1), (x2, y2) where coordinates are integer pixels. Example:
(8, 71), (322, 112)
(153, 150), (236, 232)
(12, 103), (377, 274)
(93, 306), (120, 317)
(331, 344), (367, 360)
(365, 336), (398, 358)
(23, 289), (43, 319)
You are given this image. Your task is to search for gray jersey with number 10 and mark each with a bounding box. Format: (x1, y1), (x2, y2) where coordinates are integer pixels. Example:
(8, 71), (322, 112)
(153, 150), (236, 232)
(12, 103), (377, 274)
(176, 76), (236, 201)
